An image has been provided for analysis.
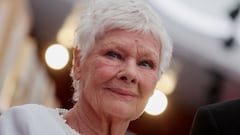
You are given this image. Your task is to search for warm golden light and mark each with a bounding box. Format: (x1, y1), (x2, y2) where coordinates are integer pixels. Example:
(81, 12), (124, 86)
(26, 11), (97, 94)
(45, 44), (69, 70)
(156, 70), (177, 95)
(144, 90), (168, 116)
(57, 28), (74, 48)
(57, 3), (86, 48)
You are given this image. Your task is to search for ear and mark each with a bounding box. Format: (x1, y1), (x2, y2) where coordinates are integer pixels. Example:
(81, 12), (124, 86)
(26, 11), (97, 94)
(73, 48), (81, 80)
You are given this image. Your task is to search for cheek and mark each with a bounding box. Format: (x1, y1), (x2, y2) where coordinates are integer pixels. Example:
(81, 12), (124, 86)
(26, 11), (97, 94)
(92, 58), (120, 82)
(140, 72), (158, 97)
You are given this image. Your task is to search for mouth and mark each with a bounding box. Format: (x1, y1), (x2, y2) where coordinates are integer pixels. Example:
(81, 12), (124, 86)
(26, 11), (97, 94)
(106, 88), (138, 101)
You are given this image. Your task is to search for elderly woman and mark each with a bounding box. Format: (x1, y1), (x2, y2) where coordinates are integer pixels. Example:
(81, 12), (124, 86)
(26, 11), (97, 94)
(0, 0), (172, 135)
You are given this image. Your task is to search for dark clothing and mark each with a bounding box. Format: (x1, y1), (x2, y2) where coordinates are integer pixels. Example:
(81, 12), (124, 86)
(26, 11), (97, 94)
(190, 98), (240, 135)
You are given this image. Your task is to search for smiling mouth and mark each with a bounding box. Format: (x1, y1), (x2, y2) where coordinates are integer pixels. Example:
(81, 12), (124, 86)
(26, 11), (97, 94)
(107, 88), (137, 101)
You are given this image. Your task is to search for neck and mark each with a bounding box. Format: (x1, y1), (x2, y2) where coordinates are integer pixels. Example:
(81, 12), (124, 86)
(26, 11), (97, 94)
(63, 101), (130, 135)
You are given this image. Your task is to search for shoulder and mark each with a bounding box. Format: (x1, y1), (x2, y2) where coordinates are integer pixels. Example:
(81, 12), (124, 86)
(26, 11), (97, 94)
(194, 98), (240, 126)
(0, 104), (65, 135)
(195, 98), (240, 121)
(191, 99), (240, 135)
(1, 104), (45, 116)
(0, 104), (53, 123)
(190, 99), (240, 135)
(199, 98), (240, 113)
(1, 104), (50, 118)
(6, 103), (47, 111)
(0, 104), (52, 135)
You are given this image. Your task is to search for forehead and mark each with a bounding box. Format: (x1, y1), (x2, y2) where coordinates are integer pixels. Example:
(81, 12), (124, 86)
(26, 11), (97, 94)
(95, 29), (161, 56)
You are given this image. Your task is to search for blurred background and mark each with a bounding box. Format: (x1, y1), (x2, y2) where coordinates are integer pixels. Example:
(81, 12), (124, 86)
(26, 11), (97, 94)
(1, 0), (240, 135)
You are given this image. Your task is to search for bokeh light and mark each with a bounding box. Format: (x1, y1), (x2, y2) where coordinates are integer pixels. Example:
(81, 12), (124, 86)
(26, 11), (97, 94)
(156, 70), (178, 95)
(144, 90), (168, 116)
(45, 44), (69, 70)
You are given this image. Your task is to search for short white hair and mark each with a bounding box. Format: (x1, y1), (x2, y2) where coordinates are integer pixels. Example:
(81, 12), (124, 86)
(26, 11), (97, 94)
(71, 0), (173, 101)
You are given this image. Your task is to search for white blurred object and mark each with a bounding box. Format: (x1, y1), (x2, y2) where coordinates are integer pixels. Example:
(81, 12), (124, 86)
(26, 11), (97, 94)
(45, 44), (70, 70)
(144, 90), (168, 116)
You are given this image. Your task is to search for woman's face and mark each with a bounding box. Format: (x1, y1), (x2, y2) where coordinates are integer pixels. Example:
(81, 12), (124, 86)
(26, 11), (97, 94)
(76, 29), (161, 120)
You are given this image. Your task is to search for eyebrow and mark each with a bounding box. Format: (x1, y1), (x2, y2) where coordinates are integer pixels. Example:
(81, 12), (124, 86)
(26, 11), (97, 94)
(136, 45), (160, 60)
(100, 40), (160, 60)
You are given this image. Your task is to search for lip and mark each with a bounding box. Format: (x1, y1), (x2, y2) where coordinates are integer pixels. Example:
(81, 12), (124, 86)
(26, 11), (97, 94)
(107, 88), (138, 101)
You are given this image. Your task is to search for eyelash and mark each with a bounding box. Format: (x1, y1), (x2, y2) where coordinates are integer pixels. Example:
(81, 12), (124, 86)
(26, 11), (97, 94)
(104, 51), (155, 69)
(138, 60), (154, 69)
(105, 51), (122, 59)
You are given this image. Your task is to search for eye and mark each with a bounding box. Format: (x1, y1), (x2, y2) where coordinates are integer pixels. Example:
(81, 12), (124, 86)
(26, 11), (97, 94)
(105, 51), (122, 59)
(138, 60), (154, 69)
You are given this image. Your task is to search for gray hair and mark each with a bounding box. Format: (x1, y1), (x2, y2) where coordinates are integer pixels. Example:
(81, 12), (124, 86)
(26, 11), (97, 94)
(71, 0), (173, 101)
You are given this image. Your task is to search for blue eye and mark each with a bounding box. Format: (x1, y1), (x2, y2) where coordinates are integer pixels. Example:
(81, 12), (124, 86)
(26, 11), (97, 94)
(105, 51), (122, 59)
(139, 60), (154, 68)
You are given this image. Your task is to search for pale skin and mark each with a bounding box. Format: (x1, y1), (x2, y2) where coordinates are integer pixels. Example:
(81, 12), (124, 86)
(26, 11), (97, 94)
(63, 29), (161, 135)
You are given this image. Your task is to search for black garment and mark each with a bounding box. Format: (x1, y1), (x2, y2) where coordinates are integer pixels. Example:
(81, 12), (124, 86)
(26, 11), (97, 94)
(190, 98), (240, 135)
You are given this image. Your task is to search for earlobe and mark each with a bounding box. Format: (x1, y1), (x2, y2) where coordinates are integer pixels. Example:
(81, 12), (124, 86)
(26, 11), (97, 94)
(73, 48), (81, 80)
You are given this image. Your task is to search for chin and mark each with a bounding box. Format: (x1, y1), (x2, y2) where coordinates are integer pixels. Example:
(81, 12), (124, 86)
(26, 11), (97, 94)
(106, 102), (142, 120)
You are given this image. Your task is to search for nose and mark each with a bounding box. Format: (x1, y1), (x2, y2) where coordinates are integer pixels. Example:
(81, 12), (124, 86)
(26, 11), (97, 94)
(117, 60), (139, 84)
